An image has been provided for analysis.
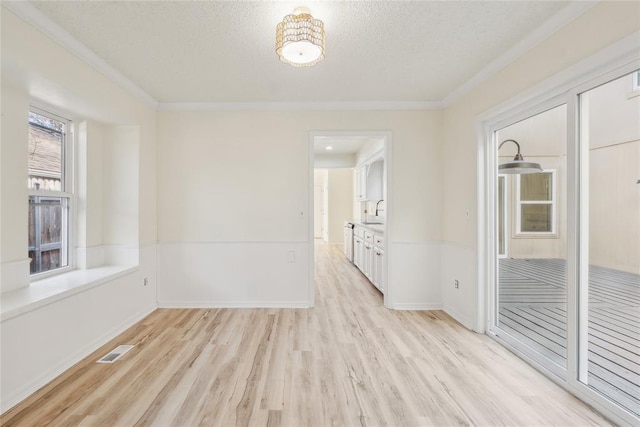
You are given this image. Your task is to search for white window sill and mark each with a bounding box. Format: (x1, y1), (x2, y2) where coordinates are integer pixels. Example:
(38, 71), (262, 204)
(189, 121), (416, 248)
(513, 233), (559, 239)
(1, 265), (138, 322)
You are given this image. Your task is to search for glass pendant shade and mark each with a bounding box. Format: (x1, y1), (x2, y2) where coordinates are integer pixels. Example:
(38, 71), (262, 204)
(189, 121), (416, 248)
(276, 9), (325, 67)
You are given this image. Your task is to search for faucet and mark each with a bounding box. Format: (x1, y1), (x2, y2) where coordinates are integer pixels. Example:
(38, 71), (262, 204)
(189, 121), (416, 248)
(375, 199), (384, 216)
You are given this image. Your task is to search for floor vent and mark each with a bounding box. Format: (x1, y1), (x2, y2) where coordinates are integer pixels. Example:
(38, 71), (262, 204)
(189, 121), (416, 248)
(97, 345), (134, 364)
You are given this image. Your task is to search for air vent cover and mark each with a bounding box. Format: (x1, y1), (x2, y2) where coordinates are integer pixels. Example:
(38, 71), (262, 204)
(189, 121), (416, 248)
(96, 345), (134, 364)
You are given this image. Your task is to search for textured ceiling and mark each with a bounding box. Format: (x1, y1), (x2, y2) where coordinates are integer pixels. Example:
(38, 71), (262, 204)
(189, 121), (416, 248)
(27, 0), (571, 104)
(314, 136), (378, 154)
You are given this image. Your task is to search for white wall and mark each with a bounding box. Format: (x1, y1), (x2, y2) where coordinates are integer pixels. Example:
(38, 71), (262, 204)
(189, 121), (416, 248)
(327, 169), (354, 245)
(589, 140), (639, 273)
(156, 109), (444, 309)
(585, 73), (640, 273)
(0, 85), (30, 292)
(0, 245), (157, 412)
(588, 73), (640, 149)
(356, 139), (385, 165)
(314, 153), (356, 168)
(441, 1), (640, 331)
(313, 169), (327, 239)
(76, 121), (104, 250)
(102, 125), (140, 246)
(0, 8), (158, 412)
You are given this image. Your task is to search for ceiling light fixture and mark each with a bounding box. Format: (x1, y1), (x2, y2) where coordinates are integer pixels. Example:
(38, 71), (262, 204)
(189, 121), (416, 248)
(326, 146), (333, 150)
(498, 139), (543, 174)
(276, 7), (325, 67)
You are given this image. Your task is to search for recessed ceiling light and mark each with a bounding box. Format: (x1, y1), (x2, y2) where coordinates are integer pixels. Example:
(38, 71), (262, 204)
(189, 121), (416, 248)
(326, 146), (333, 150)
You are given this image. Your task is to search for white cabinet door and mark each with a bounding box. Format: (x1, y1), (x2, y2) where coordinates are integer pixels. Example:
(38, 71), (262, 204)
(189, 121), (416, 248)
(353, 236), (364, 270)
(354, 226), (384, 294)
(363, 242), (373, 280)
(343, 227), (353, 260)
(372, 247), (384, 293)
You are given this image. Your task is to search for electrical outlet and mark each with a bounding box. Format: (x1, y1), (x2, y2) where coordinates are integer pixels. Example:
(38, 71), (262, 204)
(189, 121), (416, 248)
(143, 277), (148, 286)
(287, 251), (296, 263)
(454, 279), (459, 289)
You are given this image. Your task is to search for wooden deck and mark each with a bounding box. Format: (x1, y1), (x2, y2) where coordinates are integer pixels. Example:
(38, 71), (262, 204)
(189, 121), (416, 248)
(498, 258), (640, 417)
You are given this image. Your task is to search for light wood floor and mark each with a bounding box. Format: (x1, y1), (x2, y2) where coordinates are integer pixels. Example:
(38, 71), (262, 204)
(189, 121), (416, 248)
(1, 243), (612, 426)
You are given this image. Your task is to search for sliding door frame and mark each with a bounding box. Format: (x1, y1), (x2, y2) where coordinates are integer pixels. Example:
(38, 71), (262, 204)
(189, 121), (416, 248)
(484, 96), (569, 382)
(568, 60), (640, 410)
(477, 34), (640, 426)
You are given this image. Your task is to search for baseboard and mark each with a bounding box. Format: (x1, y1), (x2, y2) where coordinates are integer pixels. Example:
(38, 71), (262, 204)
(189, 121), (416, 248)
(0, 304), (157, 414)
(391, 302), (443, 310)
(157, 300), (311, 309)
(443, 305), (475, 331)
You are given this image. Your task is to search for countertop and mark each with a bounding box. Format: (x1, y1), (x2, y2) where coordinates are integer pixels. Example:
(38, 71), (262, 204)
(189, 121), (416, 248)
(351, 221), (384, 235)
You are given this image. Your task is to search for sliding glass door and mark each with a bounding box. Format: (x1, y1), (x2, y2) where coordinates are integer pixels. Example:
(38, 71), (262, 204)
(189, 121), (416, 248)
(578, 70), (640, 418)
(487, 67), (639, 424)
(493, 104), (568, 378)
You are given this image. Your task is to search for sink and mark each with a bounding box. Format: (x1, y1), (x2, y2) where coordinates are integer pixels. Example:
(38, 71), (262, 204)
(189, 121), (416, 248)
(362, 222), (384, 225)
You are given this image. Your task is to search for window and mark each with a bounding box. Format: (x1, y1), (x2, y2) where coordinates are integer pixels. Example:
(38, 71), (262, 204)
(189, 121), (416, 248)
(28, 109), (72, 276)
(516, 170), (555, 234)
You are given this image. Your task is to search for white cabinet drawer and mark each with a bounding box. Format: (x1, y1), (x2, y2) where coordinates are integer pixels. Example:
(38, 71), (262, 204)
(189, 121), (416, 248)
(374, 235), (384, 247)
(364, 231), (374, 242)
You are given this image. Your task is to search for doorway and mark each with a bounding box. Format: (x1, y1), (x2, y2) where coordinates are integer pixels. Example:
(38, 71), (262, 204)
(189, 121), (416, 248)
(308, 131), (392, 308)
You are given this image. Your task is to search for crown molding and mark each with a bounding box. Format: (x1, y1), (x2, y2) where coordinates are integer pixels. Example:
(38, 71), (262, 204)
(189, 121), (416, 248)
(477, 31), (640, 125)
(157, 101), (443, 112)
(2, 1), (159, 108)
(441, 1), (599, 107)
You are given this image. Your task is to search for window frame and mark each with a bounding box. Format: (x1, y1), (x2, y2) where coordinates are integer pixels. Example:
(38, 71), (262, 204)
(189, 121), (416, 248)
(497, 174), (508, 257)
(28, 106), (74, 280)
(514, 169), (557, 237)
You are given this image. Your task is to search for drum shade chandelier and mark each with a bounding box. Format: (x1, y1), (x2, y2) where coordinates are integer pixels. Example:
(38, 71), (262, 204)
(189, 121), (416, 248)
(498, 139), (543, 174)
(276, 7), (325, 67)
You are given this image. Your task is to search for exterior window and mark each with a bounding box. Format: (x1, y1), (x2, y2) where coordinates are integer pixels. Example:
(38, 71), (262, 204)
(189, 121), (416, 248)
(28, 109), (71, 275)
(516, 170), (555, 234)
